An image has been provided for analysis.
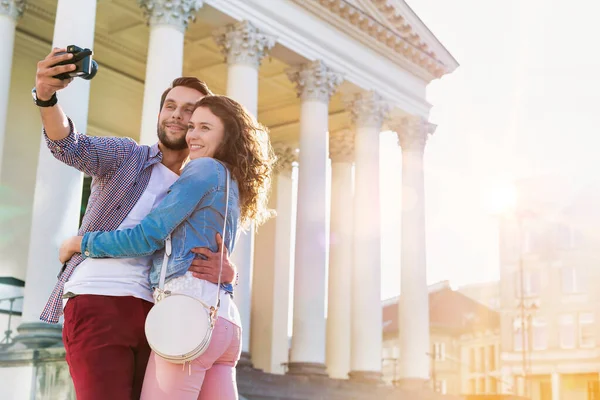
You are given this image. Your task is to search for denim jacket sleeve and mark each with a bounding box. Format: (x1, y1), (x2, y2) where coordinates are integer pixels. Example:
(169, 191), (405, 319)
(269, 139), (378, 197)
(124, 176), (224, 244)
(81, 157), (224, 258)
(44, 117), (138, 178)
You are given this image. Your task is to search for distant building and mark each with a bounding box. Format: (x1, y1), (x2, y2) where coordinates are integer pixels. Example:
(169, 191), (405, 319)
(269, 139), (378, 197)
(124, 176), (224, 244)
(498, 178), (600, 400)
(459, 281), (501, 311)
(382, 281), (500, 396)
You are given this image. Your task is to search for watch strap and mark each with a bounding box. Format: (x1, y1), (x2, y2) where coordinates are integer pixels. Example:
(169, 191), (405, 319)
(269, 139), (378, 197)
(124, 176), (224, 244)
(32, 88), (58, 107)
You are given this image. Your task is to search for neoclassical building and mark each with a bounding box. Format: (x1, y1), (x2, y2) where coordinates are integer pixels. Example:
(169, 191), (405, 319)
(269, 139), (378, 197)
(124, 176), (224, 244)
(0, 0), (457, 398)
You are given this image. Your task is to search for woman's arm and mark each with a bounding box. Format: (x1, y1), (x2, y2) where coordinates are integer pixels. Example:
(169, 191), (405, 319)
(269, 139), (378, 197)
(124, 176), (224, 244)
(81, 158), (225, 258)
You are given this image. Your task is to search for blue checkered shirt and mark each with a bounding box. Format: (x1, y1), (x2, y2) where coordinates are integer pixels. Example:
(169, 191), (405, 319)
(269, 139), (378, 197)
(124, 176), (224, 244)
(40, 120), (162, 324)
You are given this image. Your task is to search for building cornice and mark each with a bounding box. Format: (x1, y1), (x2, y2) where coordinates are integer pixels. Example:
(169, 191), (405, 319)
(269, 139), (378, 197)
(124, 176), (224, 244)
(292, 0), (455, 81)
(371, 0), (459, 71)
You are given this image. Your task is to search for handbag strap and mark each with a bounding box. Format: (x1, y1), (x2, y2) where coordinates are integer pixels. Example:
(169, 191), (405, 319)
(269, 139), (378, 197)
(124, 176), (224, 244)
(157, 162), (231, 315)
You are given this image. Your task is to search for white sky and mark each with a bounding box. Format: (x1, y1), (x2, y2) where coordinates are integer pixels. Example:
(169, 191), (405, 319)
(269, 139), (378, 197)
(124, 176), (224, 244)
(379, 0), (600, 299)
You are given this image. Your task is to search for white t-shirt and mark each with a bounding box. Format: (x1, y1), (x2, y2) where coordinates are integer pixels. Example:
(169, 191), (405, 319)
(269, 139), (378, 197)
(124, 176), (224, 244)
(64, 163), (178, 303)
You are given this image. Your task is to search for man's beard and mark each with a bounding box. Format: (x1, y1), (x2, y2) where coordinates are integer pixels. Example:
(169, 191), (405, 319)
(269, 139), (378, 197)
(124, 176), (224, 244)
(157, 122), (188, 151)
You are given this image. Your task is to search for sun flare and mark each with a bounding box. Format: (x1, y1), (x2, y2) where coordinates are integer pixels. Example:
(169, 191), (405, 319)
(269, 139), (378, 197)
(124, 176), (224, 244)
(482, 180), (518, 215)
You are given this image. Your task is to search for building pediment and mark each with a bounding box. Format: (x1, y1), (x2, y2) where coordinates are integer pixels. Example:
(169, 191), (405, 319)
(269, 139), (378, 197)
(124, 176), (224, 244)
(293, 0), (458, 81)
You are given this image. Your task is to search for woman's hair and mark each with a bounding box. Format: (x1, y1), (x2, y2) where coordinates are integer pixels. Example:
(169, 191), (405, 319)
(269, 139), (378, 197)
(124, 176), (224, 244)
(194, 95), (276, 228)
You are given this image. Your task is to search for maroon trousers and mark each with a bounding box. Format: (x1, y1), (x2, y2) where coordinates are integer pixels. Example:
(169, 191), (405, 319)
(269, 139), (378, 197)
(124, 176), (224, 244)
(62, 295), (153, 400)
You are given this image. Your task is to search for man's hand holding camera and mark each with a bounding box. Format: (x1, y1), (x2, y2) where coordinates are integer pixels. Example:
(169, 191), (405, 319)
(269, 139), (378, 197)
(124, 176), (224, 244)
(35, 48), (76, 101)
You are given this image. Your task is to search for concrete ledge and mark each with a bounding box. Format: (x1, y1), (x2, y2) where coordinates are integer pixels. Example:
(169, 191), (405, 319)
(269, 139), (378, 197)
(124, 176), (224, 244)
(286, 362), (328, 377)
(12, 322), (62, 349)
(348, 370), (383, 384)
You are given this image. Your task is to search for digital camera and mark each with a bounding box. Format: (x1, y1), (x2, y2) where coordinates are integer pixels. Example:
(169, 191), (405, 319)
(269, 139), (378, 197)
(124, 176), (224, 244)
(53, 45), (98, 80)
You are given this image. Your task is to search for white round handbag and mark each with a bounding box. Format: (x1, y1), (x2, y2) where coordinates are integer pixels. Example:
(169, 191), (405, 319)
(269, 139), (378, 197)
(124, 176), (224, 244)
(144, 165), (230, 364)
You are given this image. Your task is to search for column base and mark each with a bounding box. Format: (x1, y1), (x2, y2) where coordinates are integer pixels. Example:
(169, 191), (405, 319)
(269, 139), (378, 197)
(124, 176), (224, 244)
(393, 377), (431, 391)
(348, 370), (383, 384)
(286, 362), (328, 377)
(12, 322), (62, 349)
(236, 351), (254, 369)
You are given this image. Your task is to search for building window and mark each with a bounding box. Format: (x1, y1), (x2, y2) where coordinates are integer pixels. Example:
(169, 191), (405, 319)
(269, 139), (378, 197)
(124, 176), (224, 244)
(513, 318), (529, 351)
(479, 346), (485, 371)
(469, 348), (476, 373)
(488, 345), (496, 371)
(434, 380), (447, 394)
(532, 317), (548, 350)
(469, 379), (477, 394)
(478, 377), (486, 394)
(522, 229), (532, 254)
(515, 270), (541, 298)
(433, 342), (445, 361)
(557, 224), (577, 250)
(559, 315), (576, 349)
(579, 313), (595, 348)
(561, 267), (582, 294)
(489, 377), (498, 394)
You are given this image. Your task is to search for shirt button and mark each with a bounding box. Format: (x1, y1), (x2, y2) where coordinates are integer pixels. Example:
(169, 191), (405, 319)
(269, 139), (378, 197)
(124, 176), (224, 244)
(84, 251), (90, 257)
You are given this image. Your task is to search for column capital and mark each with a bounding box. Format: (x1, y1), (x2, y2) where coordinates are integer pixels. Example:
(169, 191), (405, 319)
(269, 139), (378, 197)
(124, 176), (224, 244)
(286, 60), (343, 102)
(394, 117), (436, 151)
(0, 0), (26, 20)
(329, 129), (354, 163)
(346, 91), (390, 129)
(272, 142), (298, 173)
(138, 0), (203, 32)
(213, 20), (276, 68)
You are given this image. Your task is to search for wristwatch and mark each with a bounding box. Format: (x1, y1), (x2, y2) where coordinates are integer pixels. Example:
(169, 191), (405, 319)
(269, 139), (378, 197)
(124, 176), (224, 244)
(31, 87), (58, 107)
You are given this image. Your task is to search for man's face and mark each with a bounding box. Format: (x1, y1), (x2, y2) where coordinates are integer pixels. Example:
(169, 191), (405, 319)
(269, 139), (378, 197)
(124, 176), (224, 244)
(157, 86), (205, 151)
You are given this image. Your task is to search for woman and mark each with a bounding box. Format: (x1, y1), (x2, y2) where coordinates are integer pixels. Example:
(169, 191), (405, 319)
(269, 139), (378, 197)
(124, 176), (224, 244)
(59, 95), (275, 399)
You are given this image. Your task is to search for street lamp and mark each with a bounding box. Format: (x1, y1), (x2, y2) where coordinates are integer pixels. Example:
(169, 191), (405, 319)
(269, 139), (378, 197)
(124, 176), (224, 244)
(483, 180), (532, 397)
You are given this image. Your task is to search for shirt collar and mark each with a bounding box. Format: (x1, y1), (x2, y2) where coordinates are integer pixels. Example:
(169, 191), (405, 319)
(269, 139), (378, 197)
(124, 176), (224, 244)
(150, 142), (162, 160)
(143, 142), (163, 169)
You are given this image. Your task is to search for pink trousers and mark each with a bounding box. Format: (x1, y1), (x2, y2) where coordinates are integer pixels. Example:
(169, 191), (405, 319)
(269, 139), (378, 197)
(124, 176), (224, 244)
(140, 317), (242, 400)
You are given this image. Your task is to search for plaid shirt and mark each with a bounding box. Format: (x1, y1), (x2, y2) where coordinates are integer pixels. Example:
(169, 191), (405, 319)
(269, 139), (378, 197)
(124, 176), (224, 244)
(40, 120), (162, 324)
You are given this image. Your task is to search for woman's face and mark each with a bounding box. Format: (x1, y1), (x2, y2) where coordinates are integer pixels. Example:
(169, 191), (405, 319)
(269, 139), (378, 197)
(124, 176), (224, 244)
(186, 106), (225, 160)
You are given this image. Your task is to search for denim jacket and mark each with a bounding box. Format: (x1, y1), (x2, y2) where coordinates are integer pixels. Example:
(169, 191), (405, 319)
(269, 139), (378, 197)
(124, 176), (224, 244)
(81, 157), (240, 290)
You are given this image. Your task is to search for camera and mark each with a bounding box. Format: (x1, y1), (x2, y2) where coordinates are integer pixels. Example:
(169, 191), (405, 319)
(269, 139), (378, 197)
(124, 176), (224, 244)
(52, 45), (98, 80)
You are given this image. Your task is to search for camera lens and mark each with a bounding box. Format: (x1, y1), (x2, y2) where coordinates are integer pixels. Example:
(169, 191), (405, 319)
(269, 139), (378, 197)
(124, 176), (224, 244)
(82, 60), (98, 80)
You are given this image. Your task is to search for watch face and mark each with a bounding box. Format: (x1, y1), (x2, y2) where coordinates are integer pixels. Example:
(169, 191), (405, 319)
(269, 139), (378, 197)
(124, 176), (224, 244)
(31, 88), (37, 101)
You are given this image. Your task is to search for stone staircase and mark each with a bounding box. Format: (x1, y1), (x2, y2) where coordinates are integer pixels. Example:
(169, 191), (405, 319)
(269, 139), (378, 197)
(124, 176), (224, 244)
(237, 365), (463, 400)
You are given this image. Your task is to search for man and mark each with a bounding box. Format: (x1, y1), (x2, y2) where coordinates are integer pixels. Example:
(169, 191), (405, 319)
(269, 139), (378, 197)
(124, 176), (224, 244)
(34, 48), (237, 400)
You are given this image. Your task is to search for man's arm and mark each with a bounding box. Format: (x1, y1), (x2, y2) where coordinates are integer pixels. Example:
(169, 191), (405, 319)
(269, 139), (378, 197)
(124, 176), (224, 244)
(35, 48), (76, 141)
(36, 48), (137, 177)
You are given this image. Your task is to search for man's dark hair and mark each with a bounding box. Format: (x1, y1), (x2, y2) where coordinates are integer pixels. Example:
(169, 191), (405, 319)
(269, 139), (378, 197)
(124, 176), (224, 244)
(159, 77), (213, 110)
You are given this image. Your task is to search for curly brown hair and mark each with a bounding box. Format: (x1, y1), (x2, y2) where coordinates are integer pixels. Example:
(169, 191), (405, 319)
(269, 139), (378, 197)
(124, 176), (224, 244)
(194, 95), (276, 228)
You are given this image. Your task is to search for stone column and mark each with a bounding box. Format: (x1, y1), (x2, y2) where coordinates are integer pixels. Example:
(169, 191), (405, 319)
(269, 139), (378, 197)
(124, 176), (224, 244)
(347, 92), (389, 382)
(286, 60), (342, 376)
(551, 372), (560, 400)
(138, 0), (203, 144)
(326, 129), (354, 379)
(15, 0), (98, 347)
(396, 117), (435, 386)
(0, 0), (25, 178)
(213, 20), (275, 365)
(251, 144), (297, 374)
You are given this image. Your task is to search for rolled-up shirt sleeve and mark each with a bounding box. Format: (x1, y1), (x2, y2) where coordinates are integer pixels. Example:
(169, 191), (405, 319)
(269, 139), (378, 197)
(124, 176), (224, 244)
(44, 117), (138, 178)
